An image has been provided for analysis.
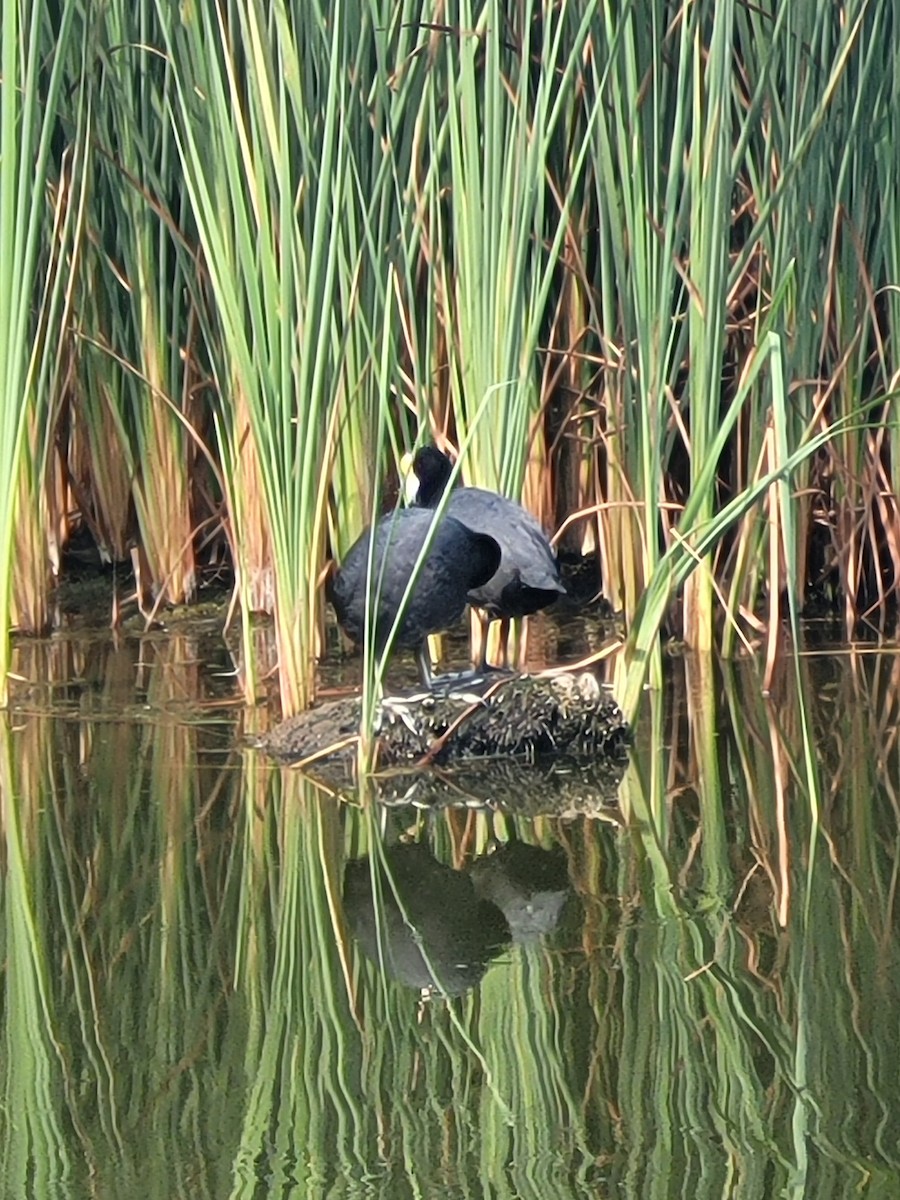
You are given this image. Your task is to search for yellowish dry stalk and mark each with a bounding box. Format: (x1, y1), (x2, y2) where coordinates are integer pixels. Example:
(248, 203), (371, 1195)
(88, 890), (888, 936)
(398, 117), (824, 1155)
(70, 378), (133, 563)
(10, 421), (52, 637)
(231, 391), (275, 615)
(132, 306), (197, 606)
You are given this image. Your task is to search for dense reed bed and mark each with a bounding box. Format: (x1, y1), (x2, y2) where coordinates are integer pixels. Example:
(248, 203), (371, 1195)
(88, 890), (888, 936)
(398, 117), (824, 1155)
(1, 0), (897, 716)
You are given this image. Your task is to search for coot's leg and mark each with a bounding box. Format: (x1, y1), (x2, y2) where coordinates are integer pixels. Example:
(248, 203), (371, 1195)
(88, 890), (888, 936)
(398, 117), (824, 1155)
(473, 609), (491, 673)
(415, 642), (434, 689)
(499, 615), (512, 669)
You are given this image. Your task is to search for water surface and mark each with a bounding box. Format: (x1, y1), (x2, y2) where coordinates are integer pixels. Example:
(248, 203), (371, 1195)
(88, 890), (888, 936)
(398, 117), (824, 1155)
(1, 616), (898, 1198)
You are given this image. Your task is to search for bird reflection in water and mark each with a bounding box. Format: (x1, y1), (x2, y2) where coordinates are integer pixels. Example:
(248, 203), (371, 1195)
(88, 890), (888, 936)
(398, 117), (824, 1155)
(342, 840), (571, 999)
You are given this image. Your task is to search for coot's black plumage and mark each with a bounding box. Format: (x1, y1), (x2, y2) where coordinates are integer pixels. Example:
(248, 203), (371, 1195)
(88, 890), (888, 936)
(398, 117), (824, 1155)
(328, 506), (501, 687)
(409, 445), (565, 669)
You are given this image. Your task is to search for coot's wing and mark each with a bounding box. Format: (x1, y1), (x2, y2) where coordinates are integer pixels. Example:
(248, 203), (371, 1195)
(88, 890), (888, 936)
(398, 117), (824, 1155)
(448, 488), (564, 594)
(330, 508), (501, 649)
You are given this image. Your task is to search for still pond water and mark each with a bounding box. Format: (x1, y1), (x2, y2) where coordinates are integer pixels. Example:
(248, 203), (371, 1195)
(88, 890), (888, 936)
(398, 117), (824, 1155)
(1, 609), (898, 1199)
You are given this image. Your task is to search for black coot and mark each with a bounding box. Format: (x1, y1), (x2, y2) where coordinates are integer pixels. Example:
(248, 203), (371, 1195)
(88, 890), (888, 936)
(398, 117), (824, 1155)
(328, 506), (501, 687)
(408, 445), (565, 669)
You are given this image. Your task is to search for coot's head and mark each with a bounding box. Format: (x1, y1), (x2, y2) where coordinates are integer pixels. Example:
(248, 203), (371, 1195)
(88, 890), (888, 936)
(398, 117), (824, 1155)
(403, 444), (454, 508)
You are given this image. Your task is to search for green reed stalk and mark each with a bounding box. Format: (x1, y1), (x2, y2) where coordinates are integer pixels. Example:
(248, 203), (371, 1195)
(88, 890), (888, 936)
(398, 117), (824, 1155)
(875, 30), (900, 609)
(725, 1), (890, 642)
(325, 2), (433, 561)
(158, 0), (359, 713)
(323, 6), (447, 728)
(584, 0), (693, 691)
(610, 1), (894, 714)
(682, 1), (734, 652)
(78, 1), (202, 607)
(434, 0), (538, 491)
(617, 335), (871, 721)
(422, 3), (598, 495)
(0, 0), (85, 702)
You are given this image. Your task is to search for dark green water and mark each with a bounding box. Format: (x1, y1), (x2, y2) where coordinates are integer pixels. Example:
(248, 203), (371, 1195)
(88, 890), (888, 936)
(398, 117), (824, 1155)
(1, 618), (898, 1198)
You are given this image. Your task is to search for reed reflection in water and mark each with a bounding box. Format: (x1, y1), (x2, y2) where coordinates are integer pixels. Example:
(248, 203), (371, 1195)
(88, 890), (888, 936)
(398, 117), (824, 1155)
(0, 629), (898, 1197)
